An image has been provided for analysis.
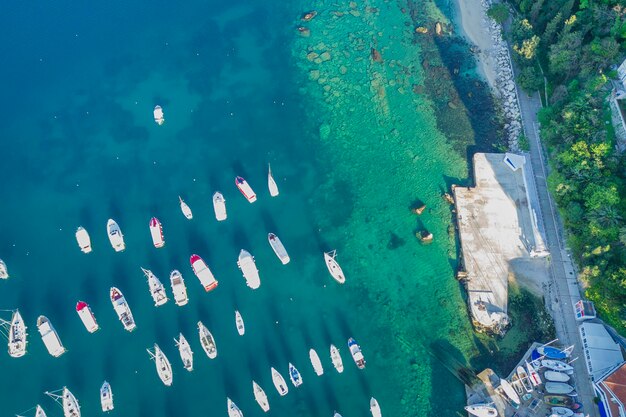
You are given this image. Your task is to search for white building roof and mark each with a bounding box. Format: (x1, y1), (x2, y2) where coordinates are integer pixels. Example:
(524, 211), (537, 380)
(579, 322), (624, 381)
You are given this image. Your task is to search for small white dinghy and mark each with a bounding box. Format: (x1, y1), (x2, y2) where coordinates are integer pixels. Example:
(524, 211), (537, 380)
(253, 380), (270, 412)
(178, 196), (193, 219)
(75, 227), (92, 254)
(324, 250), (346, 284)
(149, 217), (165, 248)
(271, 367), (289, 396)
(235, 310), (245, 335)
(330, 344), (344, 373)
(541, 359), (574, 374)
(212, 192), (227, 221)
(107, 219), (125, 252)
(268, 233), (290, 264)
(227, 398), (243, 417)
(309, 348), (324, 376)
(499, 379), (520, 406)
(198, 321), (217, 359)
(147, 343), (173, 386)
(37, 316), (66, 357)
(268, 163), (279, 197)
(544, 370), (571, 382)
(142, 267), (168, 307)
(237, 249), (260, 289)
(175, 333), (193, 371)
(545, 382), (575, 394)
(170, 270), (189, 306)
(551, 407), (574, 416)
(464, 403), (498, 417)
(370, 397), (382, 417)
(526, 360), (542, 386)
(100, 381), (114, 412)
(0, 259), (8, 279)
(153, 105), (165, 125)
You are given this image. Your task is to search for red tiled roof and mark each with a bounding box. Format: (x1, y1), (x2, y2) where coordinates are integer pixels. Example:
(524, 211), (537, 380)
(599, 362), (626, 417)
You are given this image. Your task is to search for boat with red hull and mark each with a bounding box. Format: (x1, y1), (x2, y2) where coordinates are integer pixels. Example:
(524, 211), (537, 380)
(235, 176), (257, 203)
(149, 217), (165, 248)
(190, 254), (218, 291)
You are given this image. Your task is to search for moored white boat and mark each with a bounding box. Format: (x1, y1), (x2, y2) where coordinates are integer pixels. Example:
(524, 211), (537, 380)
(235, 176), (257, 203)
(348, 338), (365, 369)
(227, 398), (243, 417)
(212, 192), (227, 221)
(198, 321), (217, 359)
(8, 309), (27, 358)
(35, 405), (47, 417)
(309, 349), (324, 376)
(289, 362), (303, 387)
(149, 217), (165, 248)
(268, 233), (290, 264)
(37, 316), (66, 357)
(330, 344), (344, 373)
(464, 404), (497, 417)
(333, 413), (343, 417)
(175, 333), (193, 371)
(147, 343), (173, 386)
(253, 380), (270, 412)
(75, 227), (92, 254)
(545, 382), (575, 394)
(268, 163), (279, 197)
(142, 267), (168, 307)
(179, 196), (193, 219)
(526, 360), (542, 386)
(324, 250), (345, 284)
(541, 360), (574, 373)
(100, 381), (114, 412)
(106, 219), (125, 252)
(237, 249), (260, 289)
(75, 302), (99, 333)
(170, 270), (189, 306)
(235, 310), (245, 336)
(370, 398), (382, 417)
(190, 254), (219, 292)
(271, 367), (288, 396)
(110, 287), (136, 332)
(499, 379), (520, 406)
(0, 259), (8, 279)
(153, 105), (164, 125)
(516, 366), (533, 392)
(544, 370), (571, 382)
(63, 387), (80, 417)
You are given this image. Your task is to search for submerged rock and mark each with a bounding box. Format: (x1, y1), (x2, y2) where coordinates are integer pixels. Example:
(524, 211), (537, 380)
(435, 22), (443, 35)
(371, 48), (383, 63)
(415, 26), (428, 34)
(320, 51), (331, 62)
(297, 27), (311, 37)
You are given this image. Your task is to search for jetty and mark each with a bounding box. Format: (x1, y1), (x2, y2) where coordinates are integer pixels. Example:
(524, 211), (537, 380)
(453, 153), (548, 334)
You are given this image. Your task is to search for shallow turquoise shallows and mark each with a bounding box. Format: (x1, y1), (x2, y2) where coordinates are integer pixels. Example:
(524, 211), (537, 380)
(0, 0), (481, 415)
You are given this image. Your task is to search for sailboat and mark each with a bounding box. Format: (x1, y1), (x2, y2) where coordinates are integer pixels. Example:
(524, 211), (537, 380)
(35, 405), (47, 417)
(190, 254), (219, 291)
(324, 250), (346, 284)
(499, 379), (520, 408)
(268, 164), (279, 197)
(106, 219), (125, 252)
(289, 362), (303, 387)
(309, 349), (324, 376)
(45, 387), (80, 417)
(268, 233), (290, 264)
(198, 321), (217, 359)
(178, 196), (193, 219)
(541, 359), (574, 373)
(110, 287), (136, 332)
(142, 267), (168, 306)
(545, 382), (575, 394)
(271, 367), (289, 396)
(464, 404), (498, 416)
(149, 217), (165, 248)
(170, 270), (189, 306)
(75, 227), (92, 254)
(147, 344), (173, 386)
(252, 380), (270, 412)
(75, 301), (99, 333)
(212, 192), (227, 221)
(235, 310), (245, 336)
(525, 360), (542, 386)
(235, 176), (257, 203)
(330, 344), (344, 373)
(153, 105), (165, 125)
(100, 381), (114, 412)
(175, 333), (194, 371)
(0, 259), (8, 279)
(237, 249), (260, 289)
(37, 316), (66, 357)
(544, 371), (571, 382)
(537, 344), (571, 360)
(6, 309), (27, 358)
(370, 398), (382, 417)
(227, 398), (243, 417)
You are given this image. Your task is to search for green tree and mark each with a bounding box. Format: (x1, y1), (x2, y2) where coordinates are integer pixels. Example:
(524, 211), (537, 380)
(487, 4), (510, 24)
(518, 65), (544, 91)
(548, 31), (583, 79)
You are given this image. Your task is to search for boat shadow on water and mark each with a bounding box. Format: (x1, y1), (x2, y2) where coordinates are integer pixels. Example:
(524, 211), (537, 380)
(230, 224), (251, 252)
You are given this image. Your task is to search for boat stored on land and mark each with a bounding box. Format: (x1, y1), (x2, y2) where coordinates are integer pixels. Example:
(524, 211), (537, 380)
(175, 333), (193, 371)
(107, 219), (125, 252)
(543, 395), (580, 408)
(153, 105), (164, 125)
(516, 366), (533, 392)
(198, 321), (217, 359)
(289, 363), (303, 387)
(179, 196), (193, 219)
(227, 398), (243, 417)
(541, 360), (574, 373)
(212, 192), (227, 221)
(75, 301), (99, 333)
(100, 381), (113, 412)
(8, 309), (27, 358)
(271, 367), (288, 396)
(526, 360), (542, 386)
(309, 349), (324, 376)
(149, 217), (165, 248)
(268, 233), (290, 264)
(324, 250), (345, 284)
(110, 287), (136, 332)
(142, 268), (168, 306)
(237, 249), (260, 289)
(544, 371), (571, 382)
(37, 316), (66, 357)
(147, 344), (173, 386)
(235, 176), (257, 202)
(75, 227), (92, 254)
(268, 164), (279, 197)
(370, 397), (382, 417)
(253, 380), (270, 412)
(537, 345), (570, 360)
(499, 379), (520, 407)
(0, 259), (8, 279)
(170, 270), (188, 306)
(464, 404), (497, 417)
(551, 407), (574, 416)
(348, 338), (365, 369)
(545, 382), (575, 394)
(235, 310), (245, 335)
(190, 254), (218, 291)
(330, 344), (344, 373)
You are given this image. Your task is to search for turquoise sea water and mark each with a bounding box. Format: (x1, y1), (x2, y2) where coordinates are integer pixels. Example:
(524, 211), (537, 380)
(0, 0), (498, 416)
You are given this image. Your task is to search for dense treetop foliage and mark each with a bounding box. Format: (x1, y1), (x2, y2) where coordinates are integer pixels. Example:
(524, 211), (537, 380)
(504, 0), (626, 333)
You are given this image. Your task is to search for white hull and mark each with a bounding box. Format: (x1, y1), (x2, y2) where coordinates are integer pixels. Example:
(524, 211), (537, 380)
(198, 321), (217, 359)
(0, 259), (8, 279)
(370, 398), (382, 417)
(153, 105), (164, 125)
(464, 404), (497, 417)
(499, 379), (520, 405)
(526, 360), (542, 386)
(76, 301), (99, 333)
(551, 407), (574, 416)
(35, 405), (47, 417)
(545, 382), (575, 394)
(268, 164), (279, 197)
(212, 192), (227, 221)
(75, 227), (92, 254)
(544, 370), (570, 382)
(227, 398), (243, 417)
(253, 381), (270, 412)
(37, 316), (66, 357)
(142, 268), (168, 307)
(348, 338), (366, 369)
(179, 196), (193, 219)
(149, 217), (165, 248)
(309, 349), (324, 375)
(541, 360), (574, 373)
(330, 344), (344, 373)
(100, 381), (114, 412)
(175, 333), (194, 371)
(110, 287), (136, 332)
(268, 233), (290, 264)
(235, 311), (245, 335)
(170, 270), (189, 306)
(107, 219), (125, 252)
(289, 362), (303, 387)
(148, 344), (173, 386)
(63, 387), (81, 417)
(237, 249), (260, 289)
(324, 251), (346, 283)
(8, 310), (27, 358)
(517, 366), (533, 393)
(235, 176), (257, 203)
(190, 254), (219, 291)
(271, 367), (289, 396)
